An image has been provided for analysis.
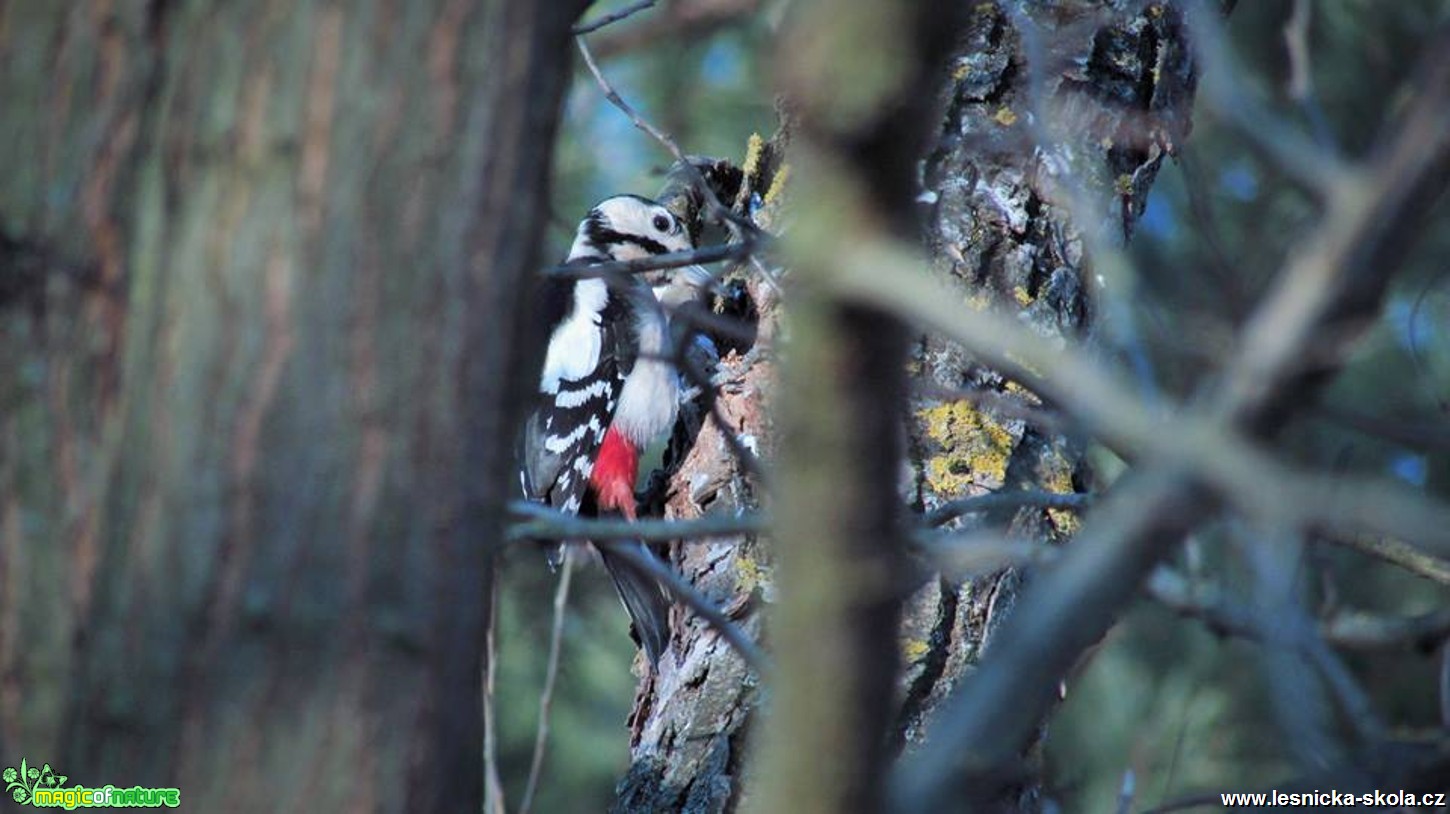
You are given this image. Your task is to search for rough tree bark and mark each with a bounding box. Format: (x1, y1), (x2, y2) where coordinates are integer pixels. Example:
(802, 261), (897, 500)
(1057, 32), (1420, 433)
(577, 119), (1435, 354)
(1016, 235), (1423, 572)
(0, 2), (584, 812)
(610, 148), (780, 814)
(613, 2), (1198, 812)
(895, 3), (1195, 806)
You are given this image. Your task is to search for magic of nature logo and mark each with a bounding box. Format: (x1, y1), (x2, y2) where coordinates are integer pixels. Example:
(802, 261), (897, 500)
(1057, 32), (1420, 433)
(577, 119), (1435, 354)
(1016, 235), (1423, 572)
(4, 759), (179, 809)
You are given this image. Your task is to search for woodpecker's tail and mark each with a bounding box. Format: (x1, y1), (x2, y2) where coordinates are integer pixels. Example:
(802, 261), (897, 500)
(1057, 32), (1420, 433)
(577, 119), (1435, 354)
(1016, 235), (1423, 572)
(598, 542), (672, 665)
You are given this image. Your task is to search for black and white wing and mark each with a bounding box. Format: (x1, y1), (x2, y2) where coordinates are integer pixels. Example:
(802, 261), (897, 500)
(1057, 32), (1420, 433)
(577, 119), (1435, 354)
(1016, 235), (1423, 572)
(518, 271), (639, 514)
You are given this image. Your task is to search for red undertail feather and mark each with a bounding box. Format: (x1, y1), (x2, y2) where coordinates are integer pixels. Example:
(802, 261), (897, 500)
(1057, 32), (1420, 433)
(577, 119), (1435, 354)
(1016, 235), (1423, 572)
(590, 426), (639, 520)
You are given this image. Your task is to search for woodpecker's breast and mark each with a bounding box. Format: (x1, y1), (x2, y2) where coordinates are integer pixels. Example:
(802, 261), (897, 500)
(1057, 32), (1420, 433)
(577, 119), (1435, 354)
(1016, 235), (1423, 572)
(612, 297), (679, 446)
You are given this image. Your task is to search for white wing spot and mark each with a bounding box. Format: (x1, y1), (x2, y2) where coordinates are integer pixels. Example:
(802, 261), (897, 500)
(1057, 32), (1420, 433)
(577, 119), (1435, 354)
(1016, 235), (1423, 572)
(555, 379), (610, 408)
(544, 424), (589, 454)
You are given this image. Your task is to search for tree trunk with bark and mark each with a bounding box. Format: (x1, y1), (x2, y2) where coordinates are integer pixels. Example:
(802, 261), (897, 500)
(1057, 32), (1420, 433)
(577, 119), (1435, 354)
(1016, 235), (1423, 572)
(897, 0), (1195, 796)
(613, 2), (1198, 812)
(0, 2), (584, 811)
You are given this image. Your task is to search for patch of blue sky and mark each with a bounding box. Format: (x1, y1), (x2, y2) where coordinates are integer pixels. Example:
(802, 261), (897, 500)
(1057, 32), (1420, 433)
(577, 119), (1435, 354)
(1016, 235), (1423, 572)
(1389, 453), (1427, 487)
(567, 70), (659, 200)
(701, 38), (744, 87)
(1139, 190), (1177, 240)
(1385, 296), (1437, 354)
(1218, 160), (1258, 201)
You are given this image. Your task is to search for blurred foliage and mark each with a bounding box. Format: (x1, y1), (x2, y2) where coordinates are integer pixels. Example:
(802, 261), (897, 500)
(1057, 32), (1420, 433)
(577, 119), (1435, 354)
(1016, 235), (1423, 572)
(499, 1), (1450, 810)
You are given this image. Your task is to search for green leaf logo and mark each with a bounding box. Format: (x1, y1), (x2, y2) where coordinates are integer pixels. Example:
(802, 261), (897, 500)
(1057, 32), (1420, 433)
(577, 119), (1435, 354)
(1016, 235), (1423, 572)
(3, 758), (34, 804)
(3, 758), (66, 804)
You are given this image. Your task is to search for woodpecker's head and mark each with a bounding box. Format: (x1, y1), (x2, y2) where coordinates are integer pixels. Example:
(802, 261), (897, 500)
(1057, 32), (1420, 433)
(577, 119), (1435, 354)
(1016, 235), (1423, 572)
(570, 194), (693, 262)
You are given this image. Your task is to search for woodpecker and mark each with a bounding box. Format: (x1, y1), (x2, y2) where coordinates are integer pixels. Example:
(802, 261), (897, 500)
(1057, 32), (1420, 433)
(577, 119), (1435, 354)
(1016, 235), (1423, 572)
(519, 194), (707, 664)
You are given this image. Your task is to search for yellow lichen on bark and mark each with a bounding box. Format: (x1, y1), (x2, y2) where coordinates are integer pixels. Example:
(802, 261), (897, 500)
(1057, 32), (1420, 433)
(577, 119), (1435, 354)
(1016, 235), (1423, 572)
(901, 638), (930, 663)
(918, 401), (1014, 494)
(1037, 446), (1081, 535)
(735, 554), (766, 595)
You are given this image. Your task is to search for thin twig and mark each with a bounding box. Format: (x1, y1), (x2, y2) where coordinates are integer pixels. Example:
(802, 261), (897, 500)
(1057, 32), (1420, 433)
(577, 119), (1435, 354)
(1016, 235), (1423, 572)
(1321, 533), (1450, 587)
(1149, 566), (1450, 652)
(572, 0), (655, 35)
(924, 490), (1092, 527)
(519, 551), (574, 814)
(577, 35), (728, 222)
(601, 539), (769, 672)
(577, 32), (772, 289)
(1182, 0), (1352, 197)
(509, 501), (764, 542)
(483, 572), (507, 814)
(590, 0), (763, 59)
(911, 531), (1058, 580)
(1283, 0), (1313, 103)
(1317, 403), (1450, 456)
(546, 242), (753, 279)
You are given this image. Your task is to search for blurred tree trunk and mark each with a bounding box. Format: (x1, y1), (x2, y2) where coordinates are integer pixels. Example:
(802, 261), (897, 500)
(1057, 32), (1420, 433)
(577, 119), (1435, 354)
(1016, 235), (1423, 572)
(614, 2), (1196, 812)
(0, 1), (584, 811)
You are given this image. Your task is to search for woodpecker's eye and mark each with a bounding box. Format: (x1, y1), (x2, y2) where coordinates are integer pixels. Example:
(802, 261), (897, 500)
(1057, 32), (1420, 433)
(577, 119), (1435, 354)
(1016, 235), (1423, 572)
(652, 214), (671, 233)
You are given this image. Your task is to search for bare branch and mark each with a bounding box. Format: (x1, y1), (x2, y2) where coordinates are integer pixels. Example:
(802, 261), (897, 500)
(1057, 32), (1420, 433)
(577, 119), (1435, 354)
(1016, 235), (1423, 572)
(924, 490), (1092, 528)
(576, 35), (730, 224)
(1148, 567), (1450, 652)
(1317, 404), (1450, 456)
(1207, 22), (1450, 428)
(911, 531), (1057, 581)
(1325, 609), (1450, 653)
(572, 0), (655, 35)
(1283, 0), (1314, 103)
(519, 552), (574, 814)
(544, 241), (754, 279)
(590, 0), (763, 59)
(1322, 533), (1450, 587)
(508, 501), (764, 542)
(483, 576), (507, 814)
(892, 469), (1201, 810)
(576, 31), (771, 290)
(1183, 0), (1352, 196)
